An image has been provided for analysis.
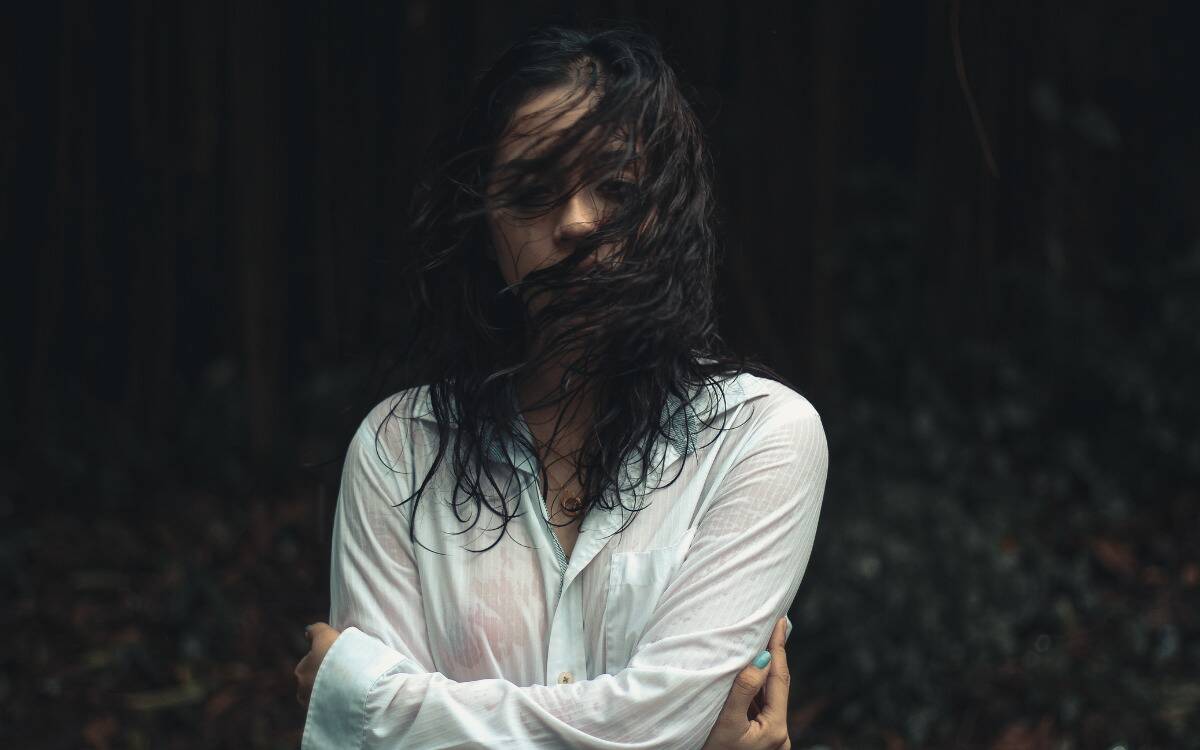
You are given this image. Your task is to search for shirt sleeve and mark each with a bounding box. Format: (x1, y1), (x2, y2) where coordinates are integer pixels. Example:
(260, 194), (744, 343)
(303, 393), (829, 750)
(308, 415), (439, 702)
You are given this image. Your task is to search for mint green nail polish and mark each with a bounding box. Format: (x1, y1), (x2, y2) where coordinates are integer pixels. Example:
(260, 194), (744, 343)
(753, 650), (772, 669)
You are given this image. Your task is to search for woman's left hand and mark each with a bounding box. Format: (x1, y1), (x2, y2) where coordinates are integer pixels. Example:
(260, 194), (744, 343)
(701, 617), (792, 750)
(295, 622), (342, 708)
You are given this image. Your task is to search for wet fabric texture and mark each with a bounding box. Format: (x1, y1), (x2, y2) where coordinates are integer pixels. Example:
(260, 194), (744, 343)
(303, 371), (827, 749)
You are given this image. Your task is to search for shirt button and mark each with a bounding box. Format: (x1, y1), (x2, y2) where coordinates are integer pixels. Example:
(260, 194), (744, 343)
(556, 671), (574, 684)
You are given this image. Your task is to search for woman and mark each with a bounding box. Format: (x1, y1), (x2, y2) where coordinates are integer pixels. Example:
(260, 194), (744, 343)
(295, 23), (827, 749)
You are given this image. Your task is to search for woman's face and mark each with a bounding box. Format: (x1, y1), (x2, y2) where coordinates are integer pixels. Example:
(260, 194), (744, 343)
(485, 85), (636, 315)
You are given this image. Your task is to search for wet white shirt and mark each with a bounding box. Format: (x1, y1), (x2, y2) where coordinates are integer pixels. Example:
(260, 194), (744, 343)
(302, 371), (828, 749)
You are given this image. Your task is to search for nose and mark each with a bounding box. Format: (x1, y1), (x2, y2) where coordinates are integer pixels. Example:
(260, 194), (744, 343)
(553, 187), (602, 245)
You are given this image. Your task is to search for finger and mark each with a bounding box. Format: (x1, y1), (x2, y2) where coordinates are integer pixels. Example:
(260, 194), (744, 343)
(751, 618), (785, 717)
(310, 622), (338, 646)
(724, 651), (772, 720)
(749, 690), (764, 720)
(758, 618), (791, 727)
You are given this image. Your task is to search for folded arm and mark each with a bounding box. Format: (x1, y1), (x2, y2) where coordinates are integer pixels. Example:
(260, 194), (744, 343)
(303, 395), (828, 750)
(324, 417), (437, 673)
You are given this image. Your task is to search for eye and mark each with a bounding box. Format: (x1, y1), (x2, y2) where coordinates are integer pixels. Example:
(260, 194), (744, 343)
(599, 180), (635, 201)
(514, 184), (555, 206)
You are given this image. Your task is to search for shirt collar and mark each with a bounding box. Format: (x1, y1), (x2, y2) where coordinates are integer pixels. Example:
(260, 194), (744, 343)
(409, 374), (750, 477)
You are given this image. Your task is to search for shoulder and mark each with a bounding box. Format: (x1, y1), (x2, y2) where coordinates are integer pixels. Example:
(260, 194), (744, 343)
(351, 384), (438, 461)
(716, 373), (828, 468)
(724, 372), (823, 431)
(360, 384), (435, 432)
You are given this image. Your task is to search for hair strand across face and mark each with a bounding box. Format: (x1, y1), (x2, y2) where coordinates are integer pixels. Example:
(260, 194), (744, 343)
(370, 22), (794, 554)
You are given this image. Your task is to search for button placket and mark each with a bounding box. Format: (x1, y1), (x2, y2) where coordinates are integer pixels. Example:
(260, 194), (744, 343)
(545, 576), (587, 684)
(502, 414), (587, 686)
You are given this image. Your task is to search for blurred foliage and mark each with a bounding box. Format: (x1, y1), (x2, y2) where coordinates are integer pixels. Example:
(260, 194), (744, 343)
(785, 164), (1200, 747)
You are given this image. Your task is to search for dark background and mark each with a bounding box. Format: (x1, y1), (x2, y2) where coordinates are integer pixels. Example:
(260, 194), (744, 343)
(3, 1), (1197, 748)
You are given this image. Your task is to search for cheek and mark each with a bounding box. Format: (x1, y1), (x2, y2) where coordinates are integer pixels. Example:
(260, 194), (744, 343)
(493, 235), (524, 286)
(492, 221), (555, 285)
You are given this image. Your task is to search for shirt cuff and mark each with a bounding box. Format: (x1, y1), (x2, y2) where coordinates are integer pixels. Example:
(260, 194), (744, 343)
(302, 626), (413, 750)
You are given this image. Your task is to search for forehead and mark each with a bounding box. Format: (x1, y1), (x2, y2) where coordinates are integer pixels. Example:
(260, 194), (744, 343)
(495, 85), (634, 167)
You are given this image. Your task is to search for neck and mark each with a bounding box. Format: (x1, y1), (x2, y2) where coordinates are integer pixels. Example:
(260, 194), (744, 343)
(516, 338), (594, 456)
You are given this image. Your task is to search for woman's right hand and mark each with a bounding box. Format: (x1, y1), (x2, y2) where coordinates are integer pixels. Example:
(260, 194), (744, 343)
(700, 616), (792, 750)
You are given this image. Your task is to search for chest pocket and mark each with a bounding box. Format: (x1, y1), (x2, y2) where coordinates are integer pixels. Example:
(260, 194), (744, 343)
(603, 525), (699, 674)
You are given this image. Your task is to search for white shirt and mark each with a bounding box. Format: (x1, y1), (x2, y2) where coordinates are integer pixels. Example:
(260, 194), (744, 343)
(302, 371), (828, 749)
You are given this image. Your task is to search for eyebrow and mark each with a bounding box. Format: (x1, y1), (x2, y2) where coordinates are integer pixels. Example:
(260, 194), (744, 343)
(601, 137), (638, 155)
(596, 148), (639, 169)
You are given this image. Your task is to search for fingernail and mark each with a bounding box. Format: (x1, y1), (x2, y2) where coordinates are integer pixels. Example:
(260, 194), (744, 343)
(753, 650), (772, 669)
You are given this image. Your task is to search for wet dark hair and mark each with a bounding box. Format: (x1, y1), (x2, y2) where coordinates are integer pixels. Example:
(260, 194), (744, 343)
(375, 21), (790, 554)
